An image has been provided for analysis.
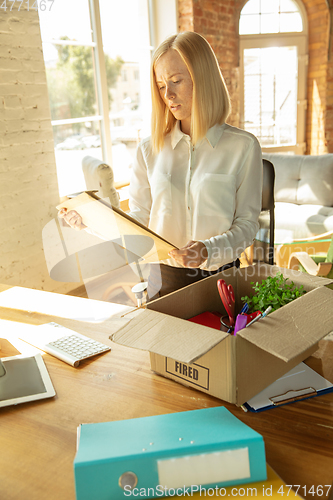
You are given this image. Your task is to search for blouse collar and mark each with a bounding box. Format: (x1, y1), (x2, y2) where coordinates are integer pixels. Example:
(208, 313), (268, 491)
(171, 121), (226, 149)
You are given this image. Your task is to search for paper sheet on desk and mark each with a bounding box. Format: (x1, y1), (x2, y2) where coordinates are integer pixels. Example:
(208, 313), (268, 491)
(0, 287), (131, 322)
(245, 362), (333, 411)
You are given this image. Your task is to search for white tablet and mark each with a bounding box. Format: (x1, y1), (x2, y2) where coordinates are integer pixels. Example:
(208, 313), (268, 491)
(0, 354), (56, 408)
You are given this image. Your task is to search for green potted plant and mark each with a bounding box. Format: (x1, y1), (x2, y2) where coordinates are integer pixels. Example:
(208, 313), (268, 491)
(242, 272), (306, 313)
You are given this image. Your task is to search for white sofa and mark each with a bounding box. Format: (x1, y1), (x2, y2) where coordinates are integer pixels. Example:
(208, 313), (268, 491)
(262, 153), (333, 244)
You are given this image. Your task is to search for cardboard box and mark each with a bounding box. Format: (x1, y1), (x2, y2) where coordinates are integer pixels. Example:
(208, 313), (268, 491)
(110, 265), (333, 406)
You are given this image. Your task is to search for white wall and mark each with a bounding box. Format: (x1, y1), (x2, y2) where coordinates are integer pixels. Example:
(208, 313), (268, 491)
(0, 4), (77, 293)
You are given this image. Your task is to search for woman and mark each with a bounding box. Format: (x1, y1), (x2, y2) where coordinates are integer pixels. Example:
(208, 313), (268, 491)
(60, 31), (262, 300)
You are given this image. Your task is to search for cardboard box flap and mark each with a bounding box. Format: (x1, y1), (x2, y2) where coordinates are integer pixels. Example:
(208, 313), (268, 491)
(269, 266), (333, 288)
(110, 308), (229, 364)
(238, 286), (333, 362)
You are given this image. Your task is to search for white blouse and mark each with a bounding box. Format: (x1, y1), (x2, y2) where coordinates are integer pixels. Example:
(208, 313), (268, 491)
(129, 121), (263, 271)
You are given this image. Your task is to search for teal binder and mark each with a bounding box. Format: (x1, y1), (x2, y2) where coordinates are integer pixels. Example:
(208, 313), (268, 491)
(74, 407), (266, 500)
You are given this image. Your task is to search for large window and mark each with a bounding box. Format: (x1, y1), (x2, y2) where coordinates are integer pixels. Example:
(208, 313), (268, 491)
(39, 0), (157, 196)
(99, 0), (151, 184)
(239, 0), (303, 35)
(239, 0), (308, 154)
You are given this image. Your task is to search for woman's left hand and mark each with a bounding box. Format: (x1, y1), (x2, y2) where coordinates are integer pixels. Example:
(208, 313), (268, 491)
(169, 240), (208, 268)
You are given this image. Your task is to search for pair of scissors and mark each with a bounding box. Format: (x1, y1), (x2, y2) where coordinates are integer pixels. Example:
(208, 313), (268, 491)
(217, 279), (235, 327)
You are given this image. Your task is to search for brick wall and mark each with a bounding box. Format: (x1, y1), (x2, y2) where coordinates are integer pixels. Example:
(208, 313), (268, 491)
(179, 0), (240, 126)
(0, 5), (75, 293)
(178, 0), (333, 154)
(325, 0), (333, 152)
(178, 0), (194, 31)
(304, 0), (330, 154)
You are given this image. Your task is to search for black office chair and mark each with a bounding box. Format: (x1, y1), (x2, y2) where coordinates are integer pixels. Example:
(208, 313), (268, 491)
(257, 159), (275, 265)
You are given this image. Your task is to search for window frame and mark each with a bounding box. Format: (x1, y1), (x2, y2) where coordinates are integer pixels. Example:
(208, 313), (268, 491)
(42, 0), (178, 191)
(46, 0), (152, 189)
(239, 0), (308, 154)
(89, 0), (113, 170)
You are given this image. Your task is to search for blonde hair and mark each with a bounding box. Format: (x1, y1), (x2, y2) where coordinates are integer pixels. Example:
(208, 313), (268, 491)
(151, 31), (231, 153)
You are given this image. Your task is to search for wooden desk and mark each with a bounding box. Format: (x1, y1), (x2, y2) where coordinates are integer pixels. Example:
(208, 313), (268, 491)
(0, 300), (333, 500)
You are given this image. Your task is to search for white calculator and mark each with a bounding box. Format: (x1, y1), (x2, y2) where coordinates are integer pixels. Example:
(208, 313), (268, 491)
(18, 322), (111, 367)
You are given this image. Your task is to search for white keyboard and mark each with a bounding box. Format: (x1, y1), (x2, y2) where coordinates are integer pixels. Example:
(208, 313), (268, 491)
(18, 322), (111, 367)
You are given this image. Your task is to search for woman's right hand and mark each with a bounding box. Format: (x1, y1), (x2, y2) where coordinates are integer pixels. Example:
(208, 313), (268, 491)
(58, 208), (87, 231)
